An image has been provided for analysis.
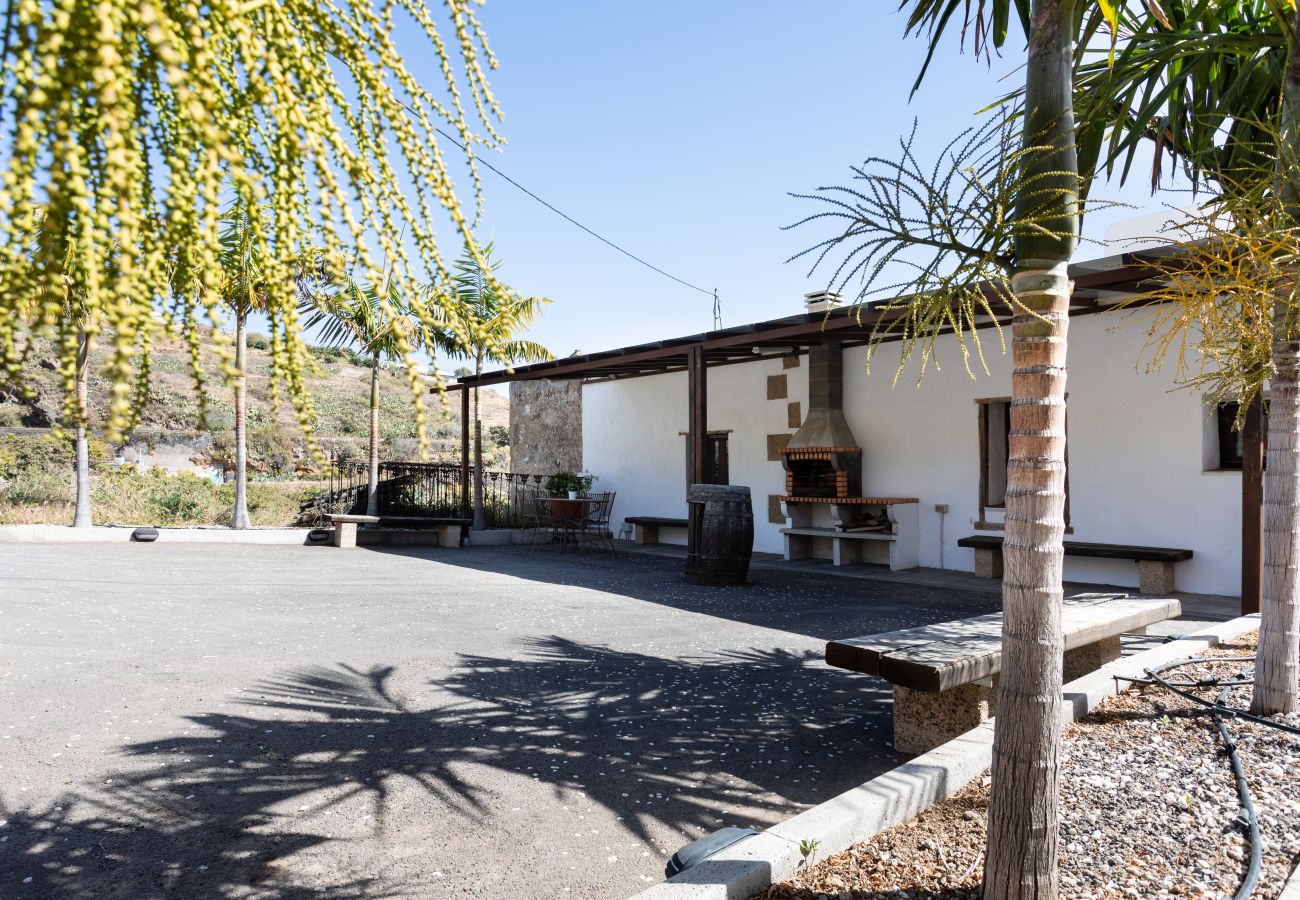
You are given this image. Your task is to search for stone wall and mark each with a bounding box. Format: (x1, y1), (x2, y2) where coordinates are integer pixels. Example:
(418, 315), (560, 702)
(509, 379), (582, 476)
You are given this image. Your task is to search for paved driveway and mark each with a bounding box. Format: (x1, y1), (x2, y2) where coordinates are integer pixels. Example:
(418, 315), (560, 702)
(0, 542), (1003, 899)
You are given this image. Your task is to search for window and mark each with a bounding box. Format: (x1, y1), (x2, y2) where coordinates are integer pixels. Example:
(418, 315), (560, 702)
(703, 433), (729, 484)
(1210, 400), (1266, 472)
(1217, 403), (1245, 469)
(683, 431), (730, 487)
(980, 399), (1010, 510)
(978, 398), (1070, 529)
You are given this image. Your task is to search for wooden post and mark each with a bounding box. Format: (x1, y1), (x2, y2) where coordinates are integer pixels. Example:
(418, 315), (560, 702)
(460, 384), (471, 519)
(687, 346), (707, 562)
(1242, 394), (1265, 615)
(688, 346), (707, 485)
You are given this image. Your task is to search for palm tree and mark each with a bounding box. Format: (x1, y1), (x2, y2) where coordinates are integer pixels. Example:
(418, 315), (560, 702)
(215, 193), (324, 529)
(442, 243), (552, 530)
(301, 270), (455, 517)
(792, 2), (1141, 894)
(1068, 0), (1299, 714)
(32, 211), (102, 528)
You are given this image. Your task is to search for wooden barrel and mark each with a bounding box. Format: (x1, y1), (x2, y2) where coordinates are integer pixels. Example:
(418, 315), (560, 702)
(685, 484), (754, 586)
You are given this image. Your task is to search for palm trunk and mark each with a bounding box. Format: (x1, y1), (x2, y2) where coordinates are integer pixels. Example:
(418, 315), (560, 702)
(983, 2), (1077, 897)
(1252, 8), (1300, 715)
(366, 350), (381, 518)
(231, 311), (251, 529)
(472, 353), (486, 530)
(72, 327), (92, 528)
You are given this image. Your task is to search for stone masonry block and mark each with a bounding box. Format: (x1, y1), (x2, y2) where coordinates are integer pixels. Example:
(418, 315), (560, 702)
(766, 374), (788, 400)
(783, 353), (800, 369)
(766, 433), (791, 461)
(1063, 634), (1123, 682)
(1138, 559), (1176, 594)
(768, 495), (785, 525)
(973, 546), (1003, 579)
(894, 681), (997, 756)
(787, 402), (802, 429)
(333, 522), (358, 549)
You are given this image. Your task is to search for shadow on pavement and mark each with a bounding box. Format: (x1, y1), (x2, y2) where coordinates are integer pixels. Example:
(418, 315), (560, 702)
(2, 637), (900, 898)
(367, 544), (1006, 641)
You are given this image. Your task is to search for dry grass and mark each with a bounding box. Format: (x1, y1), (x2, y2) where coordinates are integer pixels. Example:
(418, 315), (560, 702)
(0, 468), (315, 527)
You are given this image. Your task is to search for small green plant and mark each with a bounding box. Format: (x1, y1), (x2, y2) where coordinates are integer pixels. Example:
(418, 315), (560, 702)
(544, 471), (596, 496)
(799, 838), (820, 861)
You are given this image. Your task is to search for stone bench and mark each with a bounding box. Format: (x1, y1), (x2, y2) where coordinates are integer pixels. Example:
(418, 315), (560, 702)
(957, 535), (1193, 594)
(825, 593), (1181, 754)
(329, 514), (469, 549)
(329, 514), (380, 548)
(378, 516), (470, 549)
(626, 516), (687, 545)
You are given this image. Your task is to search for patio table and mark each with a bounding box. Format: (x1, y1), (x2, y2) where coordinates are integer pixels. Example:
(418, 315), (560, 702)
(536, 496), (604, 550)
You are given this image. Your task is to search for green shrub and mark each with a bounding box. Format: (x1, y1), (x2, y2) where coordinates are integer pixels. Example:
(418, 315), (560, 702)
(0, 403), (26, 428)
(0, 433), (71, 478)
(1, 469), (72, 505)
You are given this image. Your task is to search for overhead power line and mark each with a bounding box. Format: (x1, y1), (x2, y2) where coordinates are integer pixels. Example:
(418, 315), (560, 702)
(433, 126), (718, 302)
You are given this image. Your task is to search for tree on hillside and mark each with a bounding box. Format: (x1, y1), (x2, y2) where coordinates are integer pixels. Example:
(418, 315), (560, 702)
(215, 193), (326, 529)
(0, 0), (505, 452)
(1067, 0), (1300, 714)
(302, 270), (457, 517)
(791, 1), (1149, 894)
(440, 244), (552, 530)
(20, 212), (140, 529)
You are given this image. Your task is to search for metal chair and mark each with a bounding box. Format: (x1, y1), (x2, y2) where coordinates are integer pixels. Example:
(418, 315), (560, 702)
(520, 490), (553, 550)
(580, 491), (616, 551)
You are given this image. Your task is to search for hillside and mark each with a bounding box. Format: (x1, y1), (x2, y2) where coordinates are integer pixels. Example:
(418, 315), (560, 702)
(0, 328), (511, 475)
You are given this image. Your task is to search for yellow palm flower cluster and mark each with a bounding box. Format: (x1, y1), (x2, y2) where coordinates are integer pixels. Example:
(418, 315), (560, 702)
(0, 0), (501, 444)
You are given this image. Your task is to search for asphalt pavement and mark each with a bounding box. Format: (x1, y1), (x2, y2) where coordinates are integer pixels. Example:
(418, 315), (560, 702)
(0, 540), (1071, 898)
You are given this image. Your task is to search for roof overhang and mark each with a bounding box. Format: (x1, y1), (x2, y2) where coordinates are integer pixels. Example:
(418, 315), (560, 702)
(447, 250), (1170, 390)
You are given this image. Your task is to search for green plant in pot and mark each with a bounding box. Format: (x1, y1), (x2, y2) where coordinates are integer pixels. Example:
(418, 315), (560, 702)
(545, 471), (595, 499)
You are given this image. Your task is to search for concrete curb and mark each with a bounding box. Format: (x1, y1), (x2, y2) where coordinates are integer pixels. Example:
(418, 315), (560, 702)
(630, 613), (1262, 900)
(0, 524), (316, 544)
(1280, 861), (1300, 900)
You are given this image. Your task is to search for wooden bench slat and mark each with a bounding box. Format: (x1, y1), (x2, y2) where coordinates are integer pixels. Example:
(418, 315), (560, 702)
(956, 534), (1193, 562)
(825, 594), (1181, 691)
(626, 516), (688, 527)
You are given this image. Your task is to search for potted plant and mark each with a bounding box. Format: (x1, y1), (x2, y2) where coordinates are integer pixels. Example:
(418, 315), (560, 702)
(544, 471), (597, 499)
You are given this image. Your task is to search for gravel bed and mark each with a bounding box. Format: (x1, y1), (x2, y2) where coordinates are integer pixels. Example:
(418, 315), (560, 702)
(756, 634), (1300, 899)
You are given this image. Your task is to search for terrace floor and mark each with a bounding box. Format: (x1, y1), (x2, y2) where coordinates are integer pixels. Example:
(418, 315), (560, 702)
(0, 541), (1236, 899)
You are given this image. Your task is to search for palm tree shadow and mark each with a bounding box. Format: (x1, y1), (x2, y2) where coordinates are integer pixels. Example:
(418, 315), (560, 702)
(434, 636), (900, 843)
(1, 639), (897, 897)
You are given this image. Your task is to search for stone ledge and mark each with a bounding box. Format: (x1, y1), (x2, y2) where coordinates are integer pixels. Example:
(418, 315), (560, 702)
(629, 613), (1262, 900)
(0, 524), (315, 544)
(1279, 860), (1300, 900)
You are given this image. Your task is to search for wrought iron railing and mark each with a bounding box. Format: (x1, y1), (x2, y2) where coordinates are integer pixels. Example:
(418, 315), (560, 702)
(300, 461), (546, 528)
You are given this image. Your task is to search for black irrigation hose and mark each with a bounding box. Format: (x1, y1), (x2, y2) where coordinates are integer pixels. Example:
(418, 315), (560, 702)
(1212, 678), (1263, 900)
(1116, 657), (1286, 900)
(1136, 657), (1300, 737)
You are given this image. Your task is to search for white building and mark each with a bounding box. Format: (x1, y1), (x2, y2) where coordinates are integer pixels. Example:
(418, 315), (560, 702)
(483, 252), (1253, 599)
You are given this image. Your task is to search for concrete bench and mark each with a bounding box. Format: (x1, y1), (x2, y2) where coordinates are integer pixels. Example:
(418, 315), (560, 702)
(825, 593), (1181, 754)
(330, 514), (379, 548)
(957, 534), (1193, 594)
(329, 514), (469, 549)
(626, 516), (687, 545)
(378, 516), (470, 549)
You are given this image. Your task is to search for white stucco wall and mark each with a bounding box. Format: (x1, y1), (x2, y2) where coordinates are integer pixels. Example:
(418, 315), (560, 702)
(582, 308), (1240, 597)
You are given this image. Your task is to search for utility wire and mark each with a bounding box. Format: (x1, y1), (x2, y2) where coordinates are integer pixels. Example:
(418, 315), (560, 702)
(434, 126), (717, 303)
(324, 49), (724, 324)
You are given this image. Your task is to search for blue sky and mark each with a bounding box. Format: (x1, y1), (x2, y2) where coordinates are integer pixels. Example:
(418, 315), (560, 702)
(412, 1), (1170, 368)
